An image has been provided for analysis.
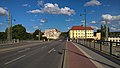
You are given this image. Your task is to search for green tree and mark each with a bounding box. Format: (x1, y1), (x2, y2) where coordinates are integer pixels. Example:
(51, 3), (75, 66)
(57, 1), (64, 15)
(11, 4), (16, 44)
(33, 29), (43, 40)
(6, 24), (27, 40)
(0, 32), (7, 40)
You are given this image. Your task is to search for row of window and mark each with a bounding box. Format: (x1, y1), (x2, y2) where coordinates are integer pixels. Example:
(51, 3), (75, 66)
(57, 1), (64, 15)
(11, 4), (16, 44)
(72, 30), (93, 32)
(72, 33), (93, 35)
(109, 40), (120, 42)
(72, 36), (94, 38)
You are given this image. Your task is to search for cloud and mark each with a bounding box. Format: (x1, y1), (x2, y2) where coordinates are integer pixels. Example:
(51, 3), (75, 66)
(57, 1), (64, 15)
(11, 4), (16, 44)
(0, 22), (2, 25)
(102, 14), (120, 21)
(28, 3), (75, 16)
(90, 21), (96, 24)
(40, 19), (47, 23)
(67, 27), (70, 29)
(84, 0), (101, 6)
(110, 27), (120, 31)
(91, 26), (99, 30)
(30, 19), (35, 21)
(33, 26), (39, 29)
(0, 7), (8, 16)
(27, 9), (43, 13)
(37, 0), (44, 7)
(81, 20), (85, 23)
(22, 4), (31, 7)
(65, 18), (73, 22)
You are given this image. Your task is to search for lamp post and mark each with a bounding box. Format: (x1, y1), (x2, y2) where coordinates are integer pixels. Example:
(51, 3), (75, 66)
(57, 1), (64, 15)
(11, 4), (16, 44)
(7, 10), (11, 43)
(80, 9), (87, 45)
(105, 20), (108, 41)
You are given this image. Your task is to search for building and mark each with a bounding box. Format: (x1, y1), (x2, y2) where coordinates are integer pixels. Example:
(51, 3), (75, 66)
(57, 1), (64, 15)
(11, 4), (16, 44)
(43, 29), (61, 39)
(69, 26), (94, 40)
(94, 32), (101, 40)
(108, 32), (120, 46)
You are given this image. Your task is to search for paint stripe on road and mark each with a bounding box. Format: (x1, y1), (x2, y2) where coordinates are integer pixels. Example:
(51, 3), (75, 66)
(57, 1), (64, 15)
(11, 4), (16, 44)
(48, 48), (55, 53)
(4, 55), (26, 65)
(18, 48), (31, 53)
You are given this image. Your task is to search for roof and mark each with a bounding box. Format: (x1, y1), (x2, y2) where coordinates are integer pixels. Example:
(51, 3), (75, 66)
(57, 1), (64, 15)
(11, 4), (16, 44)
(70, 26), (93, 30)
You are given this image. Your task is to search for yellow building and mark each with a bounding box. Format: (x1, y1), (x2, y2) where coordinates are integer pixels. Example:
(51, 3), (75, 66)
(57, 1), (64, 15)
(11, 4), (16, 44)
(69, 26), (94, 40)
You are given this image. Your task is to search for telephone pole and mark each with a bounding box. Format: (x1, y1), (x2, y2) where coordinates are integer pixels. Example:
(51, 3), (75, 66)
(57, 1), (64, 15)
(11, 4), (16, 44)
(7, 10), (11, 43)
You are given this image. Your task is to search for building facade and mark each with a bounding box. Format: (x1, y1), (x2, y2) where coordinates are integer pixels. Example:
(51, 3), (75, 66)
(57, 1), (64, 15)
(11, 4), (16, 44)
(69, 26), (94, 40)
(44, 29), (61, 39)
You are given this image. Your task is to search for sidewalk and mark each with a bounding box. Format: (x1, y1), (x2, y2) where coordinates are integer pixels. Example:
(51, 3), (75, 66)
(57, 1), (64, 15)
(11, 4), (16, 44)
(64, 42), (120, 68)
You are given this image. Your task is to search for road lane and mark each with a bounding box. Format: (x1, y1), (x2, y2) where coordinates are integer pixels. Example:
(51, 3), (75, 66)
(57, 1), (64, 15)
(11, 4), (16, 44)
(0, 41), (66, 68)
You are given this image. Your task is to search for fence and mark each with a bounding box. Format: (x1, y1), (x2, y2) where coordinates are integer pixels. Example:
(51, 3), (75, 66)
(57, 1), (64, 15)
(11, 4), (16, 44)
(77, 39), (120, 58)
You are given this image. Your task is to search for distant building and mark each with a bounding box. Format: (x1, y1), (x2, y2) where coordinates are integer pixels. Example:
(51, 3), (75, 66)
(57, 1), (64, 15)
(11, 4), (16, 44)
(94, 32), (101, 40)
(69, 26), (94, 40)
(43, 29), (61, 39)
(108, 32), (120, 42)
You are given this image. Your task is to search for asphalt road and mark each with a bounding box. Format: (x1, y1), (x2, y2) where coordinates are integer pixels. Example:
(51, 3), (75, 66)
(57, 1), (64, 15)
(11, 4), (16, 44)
(0, 41), (66, 68)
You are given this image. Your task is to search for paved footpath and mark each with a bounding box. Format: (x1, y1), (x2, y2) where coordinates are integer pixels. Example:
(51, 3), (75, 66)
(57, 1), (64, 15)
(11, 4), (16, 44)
(65, 42), (97, 68)
(64, 42), (120, 68)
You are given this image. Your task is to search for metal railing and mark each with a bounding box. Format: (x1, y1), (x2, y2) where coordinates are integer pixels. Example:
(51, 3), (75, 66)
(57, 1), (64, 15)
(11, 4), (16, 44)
(77, 39), (120, 58)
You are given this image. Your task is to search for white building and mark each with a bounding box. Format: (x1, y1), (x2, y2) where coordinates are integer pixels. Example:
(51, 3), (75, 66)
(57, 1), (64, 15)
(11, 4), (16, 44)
(44, 29), (61, 39)
(69, 26), (94, 40)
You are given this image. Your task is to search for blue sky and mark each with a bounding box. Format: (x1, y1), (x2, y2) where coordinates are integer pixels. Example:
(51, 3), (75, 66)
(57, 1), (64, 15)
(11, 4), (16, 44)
(0, 0), (120, 32)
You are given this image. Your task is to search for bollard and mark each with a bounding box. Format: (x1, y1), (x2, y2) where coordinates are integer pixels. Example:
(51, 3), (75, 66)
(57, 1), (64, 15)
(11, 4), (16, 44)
(100, 40), (102, 51)
(94, 40), (95, 49)
(110, 41), (112, 55)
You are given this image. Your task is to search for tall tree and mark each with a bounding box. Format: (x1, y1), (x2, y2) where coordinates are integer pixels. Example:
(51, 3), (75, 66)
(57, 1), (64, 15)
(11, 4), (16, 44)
(6, 24), (27, 40)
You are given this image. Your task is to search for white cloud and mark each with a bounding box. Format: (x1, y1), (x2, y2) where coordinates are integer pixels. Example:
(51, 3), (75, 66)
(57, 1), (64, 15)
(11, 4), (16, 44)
(22, 4), (31, 7)
(30, 19), (35, 21)
(81, 20), (85, 23)
(0, 7), (8, 16)
(37, 0), (44, 7)
(110, 27), (120, 31)
(65, 18), (73, 22)
(0, 22), (2, 25)
(28, 3), (75, 16)
(102, 14), (120, 21)
(90, 21), (96, 24)
(27, 9), (43, 13)
(40, 19), (47, 23)
(67, 27), (70, 29)
(33, 26), (39, 29)
(91, 26), (99, 30)
(84, 0), (101, 6)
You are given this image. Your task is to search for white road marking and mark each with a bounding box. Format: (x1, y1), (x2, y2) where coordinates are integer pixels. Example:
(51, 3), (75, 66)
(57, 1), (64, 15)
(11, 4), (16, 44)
(18, 48), (31, 53)
(72, 42), (104, 68)
(48, 48), (55, 53)
(42, 46), (47, 49)
(4, 55), (26, 65)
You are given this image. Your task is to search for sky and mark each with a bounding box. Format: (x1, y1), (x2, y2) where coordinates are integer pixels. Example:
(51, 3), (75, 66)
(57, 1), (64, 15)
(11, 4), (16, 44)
(0, 0), (120, 32)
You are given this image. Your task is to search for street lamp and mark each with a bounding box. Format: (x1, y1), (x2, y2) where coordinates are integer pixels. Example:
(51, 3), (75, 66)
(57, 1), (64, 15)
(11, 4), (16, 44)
(80, 9), (87, 45)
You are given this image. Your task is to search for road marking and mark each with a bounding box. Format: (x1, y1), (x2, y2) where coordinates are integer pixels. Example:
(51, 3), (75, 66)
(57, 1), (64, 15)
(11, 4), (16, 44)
(18, 48), (31, 53)
(4, 55), (26, 65)
(42, 46), (47, 49)
(48, 48), (55, 53)
(72, 42), (104, 68)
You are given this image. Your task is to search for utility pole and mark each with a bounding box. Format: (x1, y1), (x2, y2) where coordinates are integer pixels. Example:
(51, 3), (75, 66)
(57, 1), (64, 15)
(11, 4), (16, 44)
(39, 29), (41, 40)
(7, 10), (11, 43)
(80, 9), (87, 45)
(84, 9), (87, 46)
(105, 20), (108, 41)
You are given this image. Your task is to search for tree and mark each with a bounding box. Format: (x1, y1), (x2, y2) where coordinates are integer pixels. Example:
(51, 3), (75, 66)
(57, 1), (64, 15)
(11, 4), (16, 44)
(0, 32), (7, 40)
(33, 29), (43, 40)
(6, 24), (27, 40)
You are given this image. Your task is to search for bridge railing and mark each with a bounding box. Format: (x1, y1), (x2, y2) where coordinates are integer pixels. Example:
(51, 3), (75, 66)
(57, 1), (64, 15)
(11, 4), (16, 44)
(76, 39), (120, 58)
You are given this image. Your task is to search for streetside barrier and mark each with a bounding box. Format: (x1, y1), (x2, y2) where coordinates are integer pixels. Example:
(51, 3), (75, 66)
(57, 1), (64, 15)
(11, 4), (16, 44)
(76, 39), (120, 58)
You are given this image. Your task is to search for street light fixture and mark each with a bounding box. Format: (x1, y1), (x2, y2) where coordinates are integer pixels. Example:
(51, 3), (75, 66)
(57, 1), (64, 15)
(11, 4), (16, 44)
(80, 9), (87, 45)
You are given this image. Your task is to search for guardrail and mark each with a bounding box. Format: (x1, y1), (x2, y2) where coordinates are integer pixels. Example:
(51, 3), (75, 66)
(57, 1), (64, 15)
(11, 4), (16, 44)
(76, 39), (120, 58)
